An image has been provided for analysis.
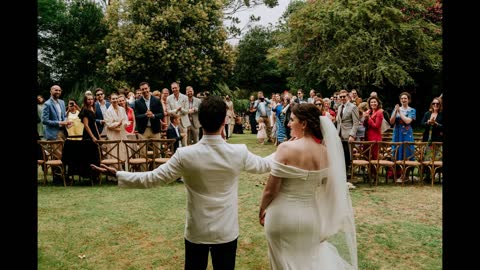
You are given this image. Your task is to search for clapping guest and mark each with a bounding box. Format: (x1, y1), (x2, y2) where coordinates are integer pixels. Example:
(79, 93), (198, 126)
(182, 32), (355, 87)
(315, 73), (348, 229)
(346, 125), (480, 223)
(421, 97), (443, 182)
(135, 82), (165, 140)
(104, 93), (129, 162)
(322, 98), (336, 123)
(167, 82), (190, 146)
(363, 97), (384, 173)
(390, 92), (416, 183)
(421, 97), (443, 143)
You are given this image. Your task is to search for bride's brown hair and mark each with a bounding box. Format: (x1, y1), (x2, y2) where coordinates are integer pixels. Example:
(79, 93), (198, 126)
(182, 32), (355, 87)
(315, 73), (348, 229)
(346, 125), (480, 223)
(291, 103), (323, 141)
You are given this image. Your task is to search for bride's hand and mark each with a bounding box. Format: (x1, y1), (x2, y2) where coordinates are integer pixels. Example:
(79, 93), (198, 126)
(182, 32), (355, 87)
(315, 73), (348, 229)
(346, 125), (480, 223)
(259, 209), (266, 226)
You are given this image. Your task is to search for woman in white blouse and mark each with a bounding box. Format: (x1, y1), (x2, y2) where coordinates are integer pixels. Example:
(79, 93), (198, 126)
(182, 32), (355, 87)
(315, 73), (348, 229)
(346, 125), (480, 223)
(104, 93), (129, 163)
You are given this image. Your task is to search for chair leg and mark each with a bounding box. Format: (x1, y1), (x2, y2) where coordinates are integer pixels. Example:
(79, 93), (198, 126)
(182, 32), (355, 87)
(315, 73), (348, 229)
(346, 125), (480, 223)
(431, 167), (435, 187)
(43, 165), (48, 186)
(61, 168), (67, 187)
(419, 166), (424, 186)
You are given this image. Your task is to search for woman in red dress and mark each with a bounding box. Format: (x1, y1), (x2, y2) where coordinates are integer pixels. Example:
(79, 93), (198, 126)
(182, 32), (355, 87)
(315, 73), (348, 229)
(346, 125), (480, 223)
(364, 96), (384, 162)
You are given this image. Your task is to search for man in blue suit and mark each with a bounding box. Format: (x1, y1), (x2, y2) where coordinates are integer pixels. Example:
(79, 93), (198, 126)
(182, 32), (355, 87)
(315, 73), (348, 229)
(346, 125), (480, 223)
(134, 82), (164, 139)
(42, 85), (72, 140)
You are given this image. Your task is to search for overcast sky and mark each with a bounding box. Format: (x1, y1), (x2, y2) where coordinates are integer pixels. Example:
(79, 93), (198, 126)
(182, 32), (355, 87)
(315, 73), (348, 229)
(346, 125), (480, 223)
(226, 0), (291, 45)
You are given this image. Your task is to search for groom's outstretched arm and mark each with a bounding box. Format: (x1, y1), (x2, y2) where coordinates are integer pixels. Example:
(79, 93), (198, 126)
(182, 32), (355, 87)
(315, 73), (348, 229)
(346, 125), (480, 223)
(117, 152), (183, 188)
(243, 145), (271, 174)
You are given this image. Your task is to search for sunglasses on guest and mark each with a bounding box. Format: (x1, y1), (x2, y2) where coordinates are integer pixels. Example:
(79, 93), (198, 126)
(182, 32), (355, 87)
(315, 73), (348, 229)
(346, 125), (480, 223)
(315, 103), (323, 106)
(338, 95), (347, 99)
(432, 102), (440, 106)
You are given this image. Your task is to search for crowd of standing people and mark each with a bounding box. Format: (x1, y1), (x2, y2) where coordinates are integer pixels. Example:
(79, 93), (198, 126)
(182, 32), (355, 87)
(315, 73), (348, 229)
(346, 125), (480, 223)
(38, 82), (442, 269)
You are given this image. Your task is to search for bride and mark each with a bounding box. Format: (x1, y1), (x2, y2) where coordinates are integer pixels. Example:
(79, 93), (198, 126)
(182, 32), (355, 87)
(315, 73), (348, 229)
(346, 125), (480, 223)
(259, 103), (357, 269)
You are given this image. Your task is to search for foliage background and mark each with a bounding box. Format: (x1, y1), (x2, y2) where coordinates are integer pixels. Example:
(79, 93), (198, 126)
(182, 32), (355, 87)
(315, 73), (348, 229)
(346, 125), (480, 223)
(37, 0), (442, 117)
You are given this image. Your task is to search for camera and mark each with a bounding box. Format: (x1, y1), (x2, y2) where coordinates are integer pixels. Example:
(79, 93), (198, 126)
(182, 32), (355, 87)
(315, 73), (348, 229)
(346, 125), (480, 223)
(260, 97), (265, 102)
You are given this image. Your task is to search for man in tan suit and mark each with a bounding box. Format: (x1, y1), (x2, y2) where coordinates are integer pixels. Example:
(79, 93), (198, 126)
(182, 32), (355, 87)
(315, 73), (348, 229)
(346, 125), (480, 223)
(91, 96), (271, 270)
(185, 86), (202, 145)
(166, 82), (190, 147)
(336, 89), (360, 177)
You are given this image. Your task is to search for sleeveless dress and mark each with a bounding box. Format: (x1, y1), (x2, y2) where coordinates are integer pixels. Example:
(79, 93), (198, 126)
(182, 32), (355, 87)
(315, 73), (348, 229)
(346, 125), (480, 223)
(265, 160), (354, 269)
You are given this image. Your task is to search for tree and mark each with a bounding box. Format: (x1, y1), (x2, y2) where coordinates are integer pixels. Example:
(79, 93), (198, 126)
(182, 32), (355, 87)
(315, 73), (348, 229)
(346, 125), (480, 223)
(233, 26), (287, 95)
(105, 0), (235, 90)
(273, 0), (442, 98)
(223, 0), (279, 39)
(38, 0), (109, 92)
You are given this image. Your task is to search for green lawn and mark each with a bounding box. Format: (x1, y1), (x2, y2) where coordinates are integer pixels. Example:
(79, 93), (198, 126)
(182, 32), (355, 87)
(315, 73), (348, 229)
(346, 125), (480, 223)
(38, 132), (442, 269)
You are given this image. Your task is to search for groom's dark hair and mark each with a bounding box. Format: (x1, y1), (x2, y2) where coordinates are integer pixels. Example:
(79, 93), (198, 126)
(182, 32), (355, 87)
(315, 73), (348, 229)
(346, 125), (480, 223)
(199, 95), (227, 133)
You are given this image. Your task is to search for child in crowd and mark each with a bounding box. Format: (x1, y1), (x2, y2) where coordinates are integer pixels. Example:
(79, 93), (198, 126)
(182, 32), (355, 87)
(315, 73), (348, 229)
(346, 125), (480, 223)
(257, 117), (267, 144)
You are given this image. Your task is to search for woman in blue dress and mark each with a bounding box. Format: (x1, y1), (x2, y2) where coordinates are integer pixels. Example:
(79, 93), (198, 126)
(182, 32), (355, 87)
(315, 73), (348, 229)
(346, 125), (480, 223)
(390, 92), (416, 183)
(272, 94), (290, 145)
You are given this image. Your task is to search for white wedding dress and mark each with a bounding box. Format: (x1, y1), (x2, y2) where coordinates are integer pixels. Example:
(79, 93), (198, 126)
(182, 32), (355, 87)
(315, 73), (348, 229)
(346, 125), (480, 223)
(264, 116), (357, 270)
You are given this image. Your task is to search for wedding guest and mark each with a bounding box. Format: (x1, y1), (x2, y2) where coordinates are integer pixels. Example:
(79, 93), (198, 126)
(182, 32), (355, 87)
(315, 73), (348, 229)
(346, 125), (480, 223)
(390, 92), (416, 183)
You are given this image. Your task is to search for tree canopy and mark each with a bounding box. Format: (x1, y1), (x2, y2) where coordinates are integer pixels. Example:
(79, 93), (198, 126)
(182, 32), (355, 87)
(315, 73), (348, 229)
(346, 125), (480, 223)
(232, 26), (287, 95)
(104, 0), (235, 90)
(38, 0), (108, 94)
(272, 0), (442, 96)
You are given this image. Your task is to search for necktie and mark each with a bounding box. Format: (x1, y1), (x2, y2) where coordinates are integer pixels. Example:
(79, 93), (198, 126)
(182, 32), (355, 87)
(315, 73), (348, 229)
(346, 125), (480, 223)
(340, 104), (344, 119)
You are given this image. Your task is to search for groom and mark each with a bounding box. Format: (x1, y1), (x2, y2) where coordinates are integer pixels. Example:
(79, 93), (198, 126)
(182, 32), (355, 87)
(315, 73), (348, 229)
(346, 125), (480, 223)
(91, 96), (271, 270)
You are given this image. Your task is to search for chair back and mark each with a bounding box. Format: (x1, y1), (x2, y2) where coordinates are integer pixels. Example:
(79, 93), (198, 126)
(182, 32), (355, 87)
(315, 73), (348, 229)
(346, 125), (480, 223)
(38, 140), (64, 162)
(402, 141), (428, 164)
(431, 142), (443, 163)
(123, 139), (151, 172)
(371, 141), (402, 184)
(37, 140), (67, 186)
(97, 139), (124, 166)
(349, 141), (375, 163)
(401, 142), (429, 184)
(150, 138), (176, 167)
(349, 141), (376, 184)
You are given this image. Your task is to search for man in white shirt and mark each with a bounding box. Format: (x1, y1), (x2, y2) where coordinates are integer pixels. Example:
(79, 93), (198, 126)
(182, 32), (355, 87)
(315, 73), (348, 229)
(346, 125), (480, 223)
(91, 96), (271, 270)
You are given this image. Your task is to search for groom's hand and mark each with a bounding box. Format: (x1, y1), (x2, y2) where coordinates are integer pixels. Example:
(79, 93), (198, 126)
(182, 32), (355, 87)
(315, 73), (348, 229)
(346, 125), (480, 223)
(91, 164), (117, 177)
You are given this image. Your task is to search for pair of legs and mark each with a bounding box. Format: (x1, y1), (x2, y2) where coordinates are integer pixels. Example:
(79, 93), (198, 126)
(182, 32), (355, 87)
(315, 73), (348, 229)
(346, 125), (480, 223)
(184, 238), (237, 270)
(341, 140), (351, 178)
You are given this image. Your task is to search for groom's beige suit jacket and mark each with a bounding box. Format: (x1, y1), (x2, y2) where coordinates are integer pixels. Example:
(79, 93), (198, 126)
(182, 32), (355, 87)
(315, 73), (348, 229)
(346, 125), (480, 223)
(117, 135), (271, 244)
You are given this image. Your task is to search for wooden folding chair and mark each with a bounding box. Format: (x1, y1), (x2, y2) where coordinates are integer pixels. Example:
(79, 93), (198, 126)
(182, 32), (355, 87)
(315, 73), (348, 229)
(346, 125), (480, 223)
(423, 142), (443, 186)
(123, 139), (151, 172)
(399, 142), (429, 185)
(371, 141), (402, 185)
(97, 140), (125, 185)
(37, 140), (67, 187)
(149, 138), (176, 168)
(349, 141), (375, 185)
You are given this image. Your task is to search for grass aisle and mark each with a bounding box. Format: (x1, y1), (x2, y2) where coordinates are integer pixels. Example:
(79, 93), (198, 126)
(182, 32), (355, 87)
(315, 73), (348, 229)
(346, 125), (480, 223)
(38, 133), (442, 269)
